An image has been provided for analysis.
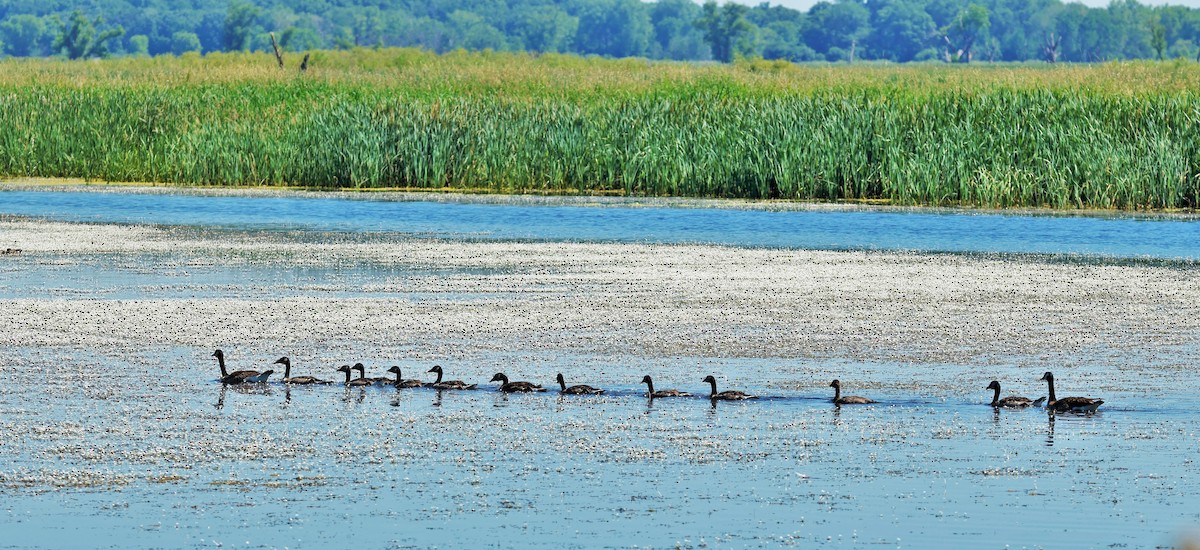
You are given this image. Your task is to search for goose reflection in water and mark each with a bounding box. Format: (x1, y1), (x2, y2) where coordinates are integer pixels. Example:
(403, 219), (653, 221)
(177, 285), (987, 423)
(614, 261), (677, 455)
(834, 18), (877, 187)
(341, 386), (366, 405)
(214, 383), (273, 410)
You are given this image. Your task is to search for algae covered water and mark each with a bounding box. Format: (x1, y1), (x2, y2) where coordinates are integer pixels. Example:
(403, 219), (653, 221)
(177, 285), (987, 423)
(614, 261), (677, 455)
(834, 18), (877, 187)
(1, 188), (1199, 548)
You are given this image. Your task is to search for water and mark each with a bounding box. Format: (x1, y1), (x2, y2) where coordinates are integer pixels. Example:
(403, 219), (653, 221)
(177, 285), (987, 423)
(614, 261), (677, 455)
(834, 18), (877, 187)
(2, 189), (1199, 259)
(2, 187), (1199, 548)
(3, 350), (1197, 548)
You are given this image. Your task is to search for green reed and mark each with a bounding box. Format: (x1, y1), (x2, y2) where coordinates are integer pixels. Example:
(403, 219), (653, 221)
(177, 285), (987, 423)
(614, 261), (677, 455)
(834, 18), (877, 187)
(0, 51), (1197, 209)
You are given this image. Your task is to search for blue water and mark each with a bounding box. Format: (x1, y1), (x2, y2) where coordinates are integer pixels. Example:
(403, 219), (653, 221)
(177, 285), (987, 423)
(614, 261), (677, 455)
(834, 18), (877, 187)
(2, 189), (1198, 259)
(4, 187), (1200, 548)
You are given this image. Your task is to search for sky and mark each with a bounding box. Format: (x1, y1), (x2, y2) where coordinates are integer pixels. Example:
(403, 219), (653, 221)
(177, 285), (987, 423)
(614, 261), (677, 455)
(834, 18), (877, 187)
(744, 0), (1200, 11)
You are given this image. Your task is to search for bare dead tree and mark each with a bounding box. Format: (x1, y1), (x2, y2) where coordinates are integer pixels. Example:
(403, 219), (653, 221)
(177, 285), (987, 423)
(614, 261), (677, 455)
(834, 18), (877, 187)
(269, 32), (284, 68)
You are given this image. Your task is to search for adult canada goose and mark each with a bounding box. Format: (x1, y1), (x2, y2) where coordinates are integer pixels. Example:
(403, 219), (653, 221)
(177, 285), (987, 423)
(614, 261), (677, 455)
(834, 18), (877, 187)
(337, 365), (373, 387)
(352, 363), (391, 386)
(213, 349), (271, 384)
(556, 373), (604, 395)
(702, 375), (756, 400)
(275, 357), (332, 385)
(829, 379), (874, 405)
(986, 380), (1043, 408)
(426, 365), (476, 390)
(1040, 372), (1104, 413)
(640, 375), (691, 398)
(489, 372), (546, 393)
(387, 366), (423, 388)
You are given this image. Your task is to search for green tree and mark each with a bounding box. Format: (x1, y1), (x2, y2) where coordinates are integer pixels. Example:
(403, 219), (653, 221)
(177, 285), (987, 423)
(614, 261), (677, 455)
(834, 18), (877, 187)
(806, 0), (870, 61)
(53, 10), (125, 59)
(129, 34), (149, 56)
(224, 1), (260, 51)
(1, 15), (49, 57)
(696, 1), (755, 63)
(867, 0), (936, 62)
(280, 26), (323, 51)
(507, 5), (578, 53)
(759, 21), (818, 61)
(1150, 22), (1166, 59)
(171, 31), (202, 55)
(940, 3), (989, 62)
(331, 26), (355, 49)
(447, 10), (508, 51)
(571, 0), (653, 58)
(649, 0), (708, 59)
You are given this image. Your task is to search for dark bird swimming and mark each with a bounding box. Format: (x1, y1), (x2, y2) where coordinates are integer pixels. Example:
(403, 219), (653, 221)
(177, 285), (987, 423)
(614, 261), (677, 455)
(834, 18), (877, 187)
(702, 375), (756, 400)
(556, 373), (603, 395)
(490, 372), (546, 393)
(641, 375), (690, 398)
(213, 349), (271, 384)
(830, 379), (874, 405)
(986, 380), (1043, 408)
(1040, 372), (1103, 413)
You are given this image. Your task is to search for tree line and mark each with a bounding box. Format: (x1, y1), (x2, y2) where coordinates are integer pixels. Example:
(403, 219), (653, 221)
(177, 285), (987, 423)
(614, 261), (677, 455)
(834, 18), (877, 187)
(1, 0), (1198, 63)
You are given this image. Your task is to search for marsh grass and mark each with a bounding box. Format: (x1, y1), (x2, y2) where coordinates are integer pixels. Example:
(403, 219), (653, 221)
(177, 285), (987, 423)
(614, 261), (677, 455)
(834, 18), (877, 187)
(1, 50), (1197, 209)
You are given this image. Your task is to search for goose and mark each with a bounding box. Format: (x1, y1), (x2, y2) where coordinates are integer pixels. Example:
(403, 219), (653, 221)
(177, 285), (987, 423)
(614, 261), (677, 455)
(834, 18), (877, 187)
(352, 363), (391, 386)
(213, 349), (271, 384)
(426, 365), (476, 390)
(830, 379), (874, 405)
(702, 375), (756, 400)
(1040, 372), (1103, 413)
(556, 373), (603, 395)
(641, 375), (690, 398)
(337, 365), (373, 387)
(986, 380), (1043, 408)
(387, 366), (424, 388)
(275, 356), (331, 385)
(489, 372), (546, 393)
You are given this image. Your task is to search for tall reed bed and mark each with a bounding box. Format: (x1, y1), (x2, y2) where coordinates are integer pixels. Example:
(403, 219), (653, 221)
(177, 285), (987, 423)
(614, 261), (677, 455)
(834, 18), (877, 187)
(0, 51), (1197, 209)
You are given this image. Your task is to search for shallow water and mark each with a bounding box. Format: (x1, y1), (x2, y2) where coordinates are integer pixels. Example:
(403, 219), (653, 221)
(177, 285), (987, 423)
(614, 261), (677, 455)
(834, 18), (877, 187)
(3, 188), (1200, 259)
(3, 348), (1198, 549)
(1, 189), (1199, 548)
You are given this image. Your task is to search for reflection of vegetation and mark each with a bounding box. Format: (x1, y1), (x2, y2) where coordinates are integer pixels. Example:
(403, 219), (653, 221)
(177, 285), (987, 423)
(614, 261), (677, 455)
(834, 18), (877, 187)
(2, 50), (1200, 209)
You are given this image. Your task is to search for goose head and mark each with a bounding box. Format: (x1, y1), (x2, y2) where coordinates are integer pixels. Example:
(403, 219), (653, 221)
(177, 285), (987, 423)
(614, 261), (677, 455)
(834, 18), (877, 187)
(387, 366), (402, 375)
(830, 379), (841, 389)
(702, 375), (717, 384)
(212, 349), (224, 359)
(1040, 372), (1054, 382)
(641, 375), (653, 385)
(274, 357), (290, 367)
(489, 373), (508, 384)
(986, 380), (1001, 391)
(428, 365), (443, 374)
